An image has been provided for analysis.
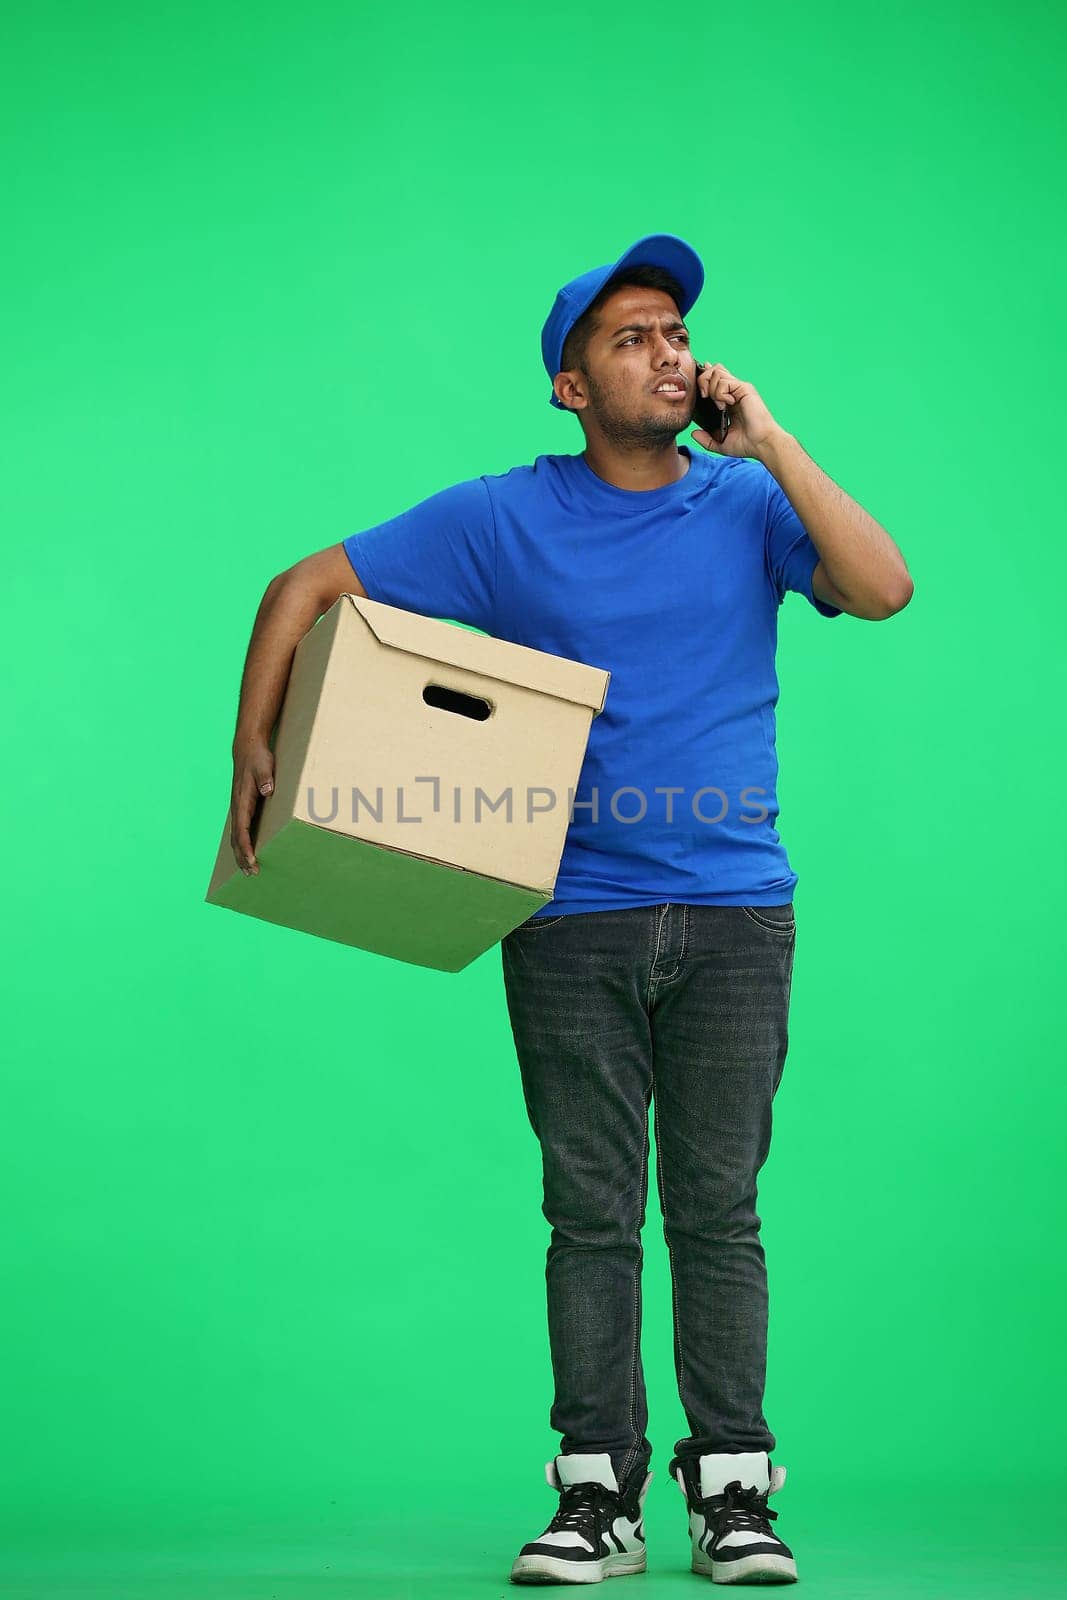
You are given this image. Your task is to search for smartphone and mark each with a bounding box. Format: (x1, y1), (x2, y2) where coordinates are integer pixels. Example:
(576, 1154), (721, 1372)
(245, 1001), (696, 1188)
(692, 363), (732, 443)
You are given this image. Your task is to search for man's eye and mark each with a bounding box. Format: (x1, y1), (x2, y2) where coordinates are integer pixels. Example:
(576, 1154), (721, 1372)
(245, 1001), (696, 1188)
(620, 333), (688, 347)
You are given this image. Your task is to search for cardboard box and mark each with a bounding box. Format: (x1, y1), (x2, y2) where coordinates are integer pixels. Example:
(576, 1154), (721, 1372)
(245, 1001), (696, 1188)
(205, 593), (610, 971)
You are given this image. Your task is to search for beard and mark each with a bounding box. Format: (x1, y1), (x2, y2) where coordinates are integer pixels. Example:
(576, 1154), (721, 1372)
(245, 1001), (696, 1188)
(584, 374), (694, 449)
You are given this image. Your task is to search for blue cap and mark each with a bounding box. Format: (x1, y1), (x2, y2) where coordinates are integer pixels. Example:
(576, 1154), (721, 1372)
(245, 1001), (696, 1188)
(541, 232), (705, 411)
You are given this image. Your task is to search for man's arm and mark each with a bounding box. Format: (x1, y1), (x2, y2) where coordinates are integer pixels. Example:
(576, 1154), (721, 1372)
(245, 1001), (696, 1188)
(229, 544), (365, 874)
(810, 556), (855, 614)
(756, 430), (914, 622)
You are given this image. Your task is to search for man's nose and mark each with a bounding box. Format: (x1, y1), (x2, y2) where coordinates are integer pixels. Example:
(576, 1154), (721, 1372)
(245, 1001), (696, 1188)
(653, 334), (683, 364)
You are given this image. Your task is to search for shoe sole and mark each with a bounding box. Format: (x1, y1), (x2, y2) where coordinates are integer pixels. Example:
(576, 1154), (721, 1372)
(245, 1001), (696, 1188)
(693, 1549), (798, 1583)
(511, 1550), (647, 1584)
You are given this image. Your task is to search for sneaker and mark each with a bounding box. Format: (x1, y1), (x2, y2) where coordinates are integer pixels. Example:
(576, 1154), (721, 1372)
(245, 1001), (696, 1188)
(672, 1449), (797, 1584)
(510, 1451), (653, 1585)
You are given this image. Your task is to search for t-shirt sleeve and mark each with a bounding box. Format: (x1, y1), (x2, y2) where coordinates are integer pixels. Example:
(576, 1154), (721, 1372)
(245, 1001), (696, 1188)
(764, 474), (843, 618)
(342, 475), (497, 632)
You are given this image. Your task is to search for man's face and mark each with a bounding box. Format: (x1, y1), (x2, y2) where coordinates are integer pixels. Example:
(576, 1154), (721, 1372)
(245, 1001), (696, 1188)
(559, 285), (698, 447)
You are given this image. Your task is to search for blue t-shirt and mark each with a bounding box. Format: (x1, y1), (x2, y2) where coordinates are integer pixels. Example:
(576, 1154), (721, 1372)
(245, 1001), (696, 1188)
(343, 445), (842, 916)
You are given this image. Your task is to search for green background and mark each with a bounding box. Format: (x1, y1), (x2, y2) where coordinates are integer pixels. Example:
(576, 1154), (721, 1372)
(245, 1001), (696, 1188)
(2, 0), (1064, 1595)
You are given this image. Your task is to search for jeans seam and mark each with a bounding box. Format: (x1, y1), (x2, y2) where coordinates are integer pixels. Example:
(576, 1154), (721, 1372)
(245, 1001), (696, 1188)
(620, 1085), (651, 1491)
(654, 1120), (687, 1420)
(773, 944), (796, 1096)
(647, 904), (669, 1007)
(656, 903), (690, 984)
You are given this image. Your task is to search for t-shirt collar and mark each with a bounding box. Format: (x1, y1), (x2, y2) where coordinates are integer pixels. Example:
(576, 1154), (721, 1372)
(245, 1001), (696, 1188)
(571, 445), (698, 511)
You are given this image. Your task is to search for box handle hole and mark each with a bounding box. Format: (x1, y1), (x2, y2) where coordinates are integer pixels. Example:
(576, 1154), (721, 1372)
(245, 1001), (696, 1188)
(423, 683), (492, 721)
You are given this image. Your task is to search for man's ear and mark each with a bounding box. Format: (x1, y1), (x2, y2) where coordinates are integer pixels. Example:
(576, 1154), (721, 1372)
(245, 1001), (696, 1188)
(554, 371), (587, 411)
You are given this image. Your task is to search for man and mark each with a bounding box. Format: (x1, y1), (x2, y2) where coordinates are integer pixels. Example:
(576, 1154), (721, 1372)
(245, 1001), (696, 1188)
(226, 234), (913, 1586)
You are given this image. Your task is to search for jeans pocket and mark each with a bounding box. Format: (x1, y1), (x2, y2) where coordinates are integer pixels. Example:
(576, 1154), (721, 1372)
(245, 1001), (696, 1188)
(740, 903), (795, 935)
(511, 912), (567, 934)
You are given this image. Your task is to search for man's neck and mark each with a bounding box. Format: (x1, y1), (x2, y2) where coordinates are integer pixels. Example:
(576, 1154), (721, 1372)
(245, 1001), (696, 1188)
(580, 442), (691, 493)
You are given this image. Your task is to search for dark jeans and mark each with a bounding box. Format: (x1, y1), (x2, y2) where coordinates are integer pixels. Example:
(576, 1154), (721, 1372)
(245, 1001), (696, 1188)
(500, 901), (796, 1499)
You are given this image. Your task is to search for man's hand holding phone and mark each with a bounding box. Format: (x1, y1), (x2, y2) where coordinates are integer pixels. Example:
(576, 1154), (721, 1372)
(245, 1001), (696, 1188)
(691, 360), (732, 446)
(691, 361), (786, 460)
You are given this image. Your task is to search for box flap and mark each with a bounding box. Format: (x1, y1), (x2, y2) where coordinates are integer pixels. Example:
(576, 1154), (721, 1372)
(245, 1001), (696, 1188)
(344, 593), (610, 714)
